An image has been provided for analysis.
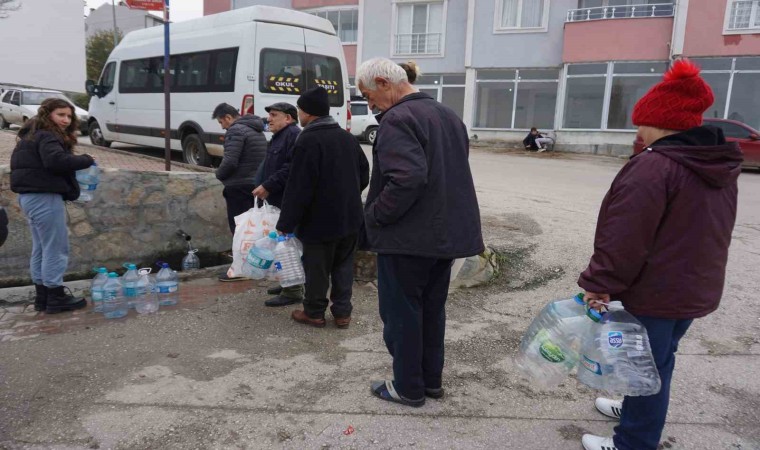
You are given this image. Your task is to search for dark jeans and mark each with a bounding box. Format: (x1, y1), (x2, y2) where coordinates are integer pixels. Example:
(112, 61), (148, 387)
(377, 255), (453, 400)
(223, 184), (256, 234)
(614, 316), (693, 450)
(302, 234), (357, 319)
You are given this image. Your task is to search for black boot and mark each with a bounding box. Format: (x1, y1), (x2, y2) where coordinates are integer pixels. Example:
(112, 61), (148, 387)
(46, 286), (87, 314)
(266, 286), (283, 296)
(34, 284), (47, 312)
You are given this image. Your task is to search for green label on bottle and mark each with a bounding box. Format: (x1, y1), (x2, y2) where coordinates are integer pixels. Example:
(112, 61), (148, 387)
(539, 340), (566, 363)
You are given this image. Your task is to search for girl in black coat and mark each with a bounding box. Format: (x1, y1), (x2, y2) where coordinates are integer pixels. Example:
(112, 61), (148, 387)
(10, 98), (95, 313)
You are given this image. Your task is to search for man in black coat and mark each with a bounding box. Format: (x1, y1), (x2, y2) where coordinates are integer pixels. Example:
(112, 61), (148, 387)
(356, 57), (484, 407)
(276, 87), (370, 329)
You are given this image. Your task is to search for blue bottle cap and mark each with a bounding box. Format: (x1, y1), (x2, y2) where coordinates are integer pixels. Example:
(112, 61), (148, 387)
(277, 236), (287, 242)
(123, 263), (136, 270)
(108, 272), (118, 278)
(574, 293), (585, 305)
(98, 267), (108, 273)
(269, 231), (278, 239)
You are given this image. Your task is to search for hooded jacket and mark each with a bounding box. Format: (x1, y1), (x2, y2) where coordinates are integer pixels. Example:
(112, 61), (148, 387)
(578, 126), (743, 319)
(216, 115), (267, 187)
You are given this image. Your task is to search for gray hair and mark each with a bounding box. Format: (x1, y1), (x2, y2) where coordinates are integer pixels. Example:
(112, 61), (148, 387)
(355, 58), (408, 90)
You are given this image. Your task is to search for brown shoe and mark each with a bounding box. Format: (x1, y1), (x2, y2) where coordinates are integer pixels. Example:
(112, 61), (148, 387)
(334, 316), (351, 329)
(291, 310), (326, 328)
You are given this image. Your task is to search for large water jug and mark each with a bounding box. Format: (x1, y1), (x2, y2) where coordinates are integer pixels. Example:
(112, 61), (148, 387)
(514, 293), (602, 388)
(578, 307), (661, 396)
(102, 272), (127, 319)
(181, 249), (200, 271)
(274, 235), (305, 288)
(242, 231), (278, 280)
(122, 263), (140, 309)
(75, 163), (99, 203)
(134, 268), (159, 314)
(287, 233), (303, 257)
(90, 267), (108, 312)
(156, 262), (179, 306)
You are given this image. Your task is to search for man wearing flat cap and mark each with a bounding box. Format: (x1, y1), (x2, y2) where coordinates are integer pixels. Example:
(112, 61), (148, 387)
(276, 87), (370, 329)
(254, 101), (305, 307)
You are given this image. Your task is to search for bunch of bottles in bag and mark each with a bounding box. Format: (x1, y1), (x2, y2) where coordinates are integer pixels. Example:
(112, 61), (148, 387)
(514, 293), (661, 396)
(90, 262), (179, 319)
(242, 232), (305, 287)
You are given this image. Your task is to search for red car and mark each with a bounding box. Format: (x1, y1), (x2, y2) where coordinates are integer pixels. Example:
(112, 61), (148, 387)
(633, 118), (760, 169)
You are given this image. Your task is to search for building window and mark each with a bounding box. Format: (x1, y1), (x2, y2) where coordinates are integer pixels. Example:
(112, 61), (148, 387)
(725, 0), (760, 33)
(607, 62), (666, 129)
(475, 69), (559, 129)
(311, 8), (358, 43)
(496, 0), (549, 32)
(394, 1), (445, 56)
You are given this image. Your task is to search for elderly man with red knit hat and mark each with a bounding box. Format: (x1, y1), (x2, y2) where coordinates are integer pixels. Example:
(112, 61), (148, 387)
(577, 59), (744, 450)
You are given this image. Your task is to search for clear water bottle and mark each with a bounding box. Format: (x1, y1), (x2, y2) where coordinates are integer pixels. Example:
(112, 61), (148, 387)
(286, 233), (303, 257)
(182, 249), (200, 271)
(135, 268), (159, 314)
(242, 231), (278, 280)
(102, 272), (127, 319)
(90, 267), (108, 312)
(274, 235), (305, 288)
(156, 262), (179, 306)
(514, 293), (601, 388)
(75, 162), (99, 203)
(122, 263), (140, 309)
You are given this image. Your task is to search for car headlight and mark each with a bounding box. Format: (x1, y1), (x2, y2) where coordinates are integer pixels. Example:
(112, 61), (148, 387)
(78, 115), (89, 121)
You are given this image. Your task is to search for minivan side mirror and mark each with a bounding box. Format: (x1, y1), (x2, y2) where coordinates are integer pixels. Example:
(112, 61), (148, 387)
(85, 80), (98, 97)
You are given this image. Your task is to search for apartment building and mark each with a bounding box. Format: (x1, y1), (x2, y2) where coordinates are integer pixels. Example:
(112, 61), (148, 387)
(204, 0), (760, 154)
(85, 2), (165, 39)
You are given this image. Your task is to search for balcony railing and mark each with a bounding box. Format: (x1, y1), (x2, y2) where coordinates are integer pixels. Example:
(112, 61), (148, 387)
(566, 3), (675, 22)
(394, 33), (442, 55)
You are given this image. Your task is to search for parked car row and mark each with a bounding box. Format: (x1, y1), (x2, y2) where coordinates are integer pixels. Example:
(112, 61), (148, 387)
(0, 87), (89, 134)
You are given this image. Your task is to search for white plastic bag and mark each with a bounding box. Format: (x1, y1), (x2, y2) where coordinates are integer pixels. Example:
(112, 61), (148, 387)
(227, 201), (280, 278)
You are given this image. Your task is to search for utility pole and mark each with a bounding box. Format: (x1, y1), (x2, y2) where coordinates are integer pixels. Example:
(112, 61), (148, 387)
(111, 0), (119, 46)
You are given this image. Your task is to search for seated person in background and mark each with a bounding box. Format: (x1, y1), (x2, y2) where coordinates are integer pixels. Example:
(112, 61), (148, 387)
(523, 127), (554, 152)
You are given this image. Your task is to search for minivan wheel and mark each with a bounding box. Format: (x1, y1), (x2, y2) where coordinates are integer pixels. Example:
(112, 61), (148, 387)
(366, 127), (378, 144)
(0, 115), (9, 129)
(88, 121), (111, 147)
(182, 133), (211, 167)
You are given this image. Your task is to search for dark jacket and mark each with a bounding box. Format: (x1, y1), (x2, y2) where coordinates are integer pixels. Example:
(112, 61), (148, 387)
(364, 93), (485, 259)
(578, 126), (743, 319)
(523, 132), (543, 150)
(216, 115), (267, 187)
(10, 130), (94, 201)
(276, 117), (369, 244)
(0, 206), (7, 248)
(258, 122), (300, 208)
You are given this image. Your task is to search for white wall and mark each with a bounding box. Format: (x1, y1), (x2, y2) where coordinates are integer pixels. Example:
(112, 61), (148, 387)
(0, 0), (86, 93)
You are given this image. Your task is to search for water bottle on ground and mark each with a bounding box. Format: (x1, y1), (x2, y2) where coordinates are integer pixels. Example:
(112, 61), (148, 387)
(274, 235), (305, 288)
(75, 162), (99, 203)
(182, 248), (200, 271)
(122, 263), (140, 309)
(102, 272), (127, 319)
(90, 267), (108, 312)
(156, 262), (179, 306)
(134, 268), (158, 314)
(515, 293), (602, 387)
(242, 231), (278, 280)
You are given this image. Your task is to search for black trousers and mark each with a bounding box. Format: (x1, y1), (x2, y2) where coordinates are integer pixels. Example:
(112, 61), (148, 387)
(302, 234), (357, 319)
(377, 254), (453, 400)
(223, 184), (256, 234)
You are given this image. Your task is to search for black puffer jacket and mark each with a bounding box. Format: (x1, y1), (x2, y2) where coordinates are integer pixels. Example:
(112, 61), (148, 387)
(216, 115), (267, 186)
(10, 130), (94, 201)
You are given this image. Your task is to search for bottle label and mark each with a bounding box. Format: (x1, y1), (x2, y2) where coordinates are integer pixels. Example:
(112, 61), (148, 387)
(581, 355), (603, 375)
(124, 287), (138, 297)
(158, 284), (178, 294)
(538, 340), (565, 363)
(274, 261), (283, 272)
(607, 331), (623, 349)
(247, 254), (273, 270)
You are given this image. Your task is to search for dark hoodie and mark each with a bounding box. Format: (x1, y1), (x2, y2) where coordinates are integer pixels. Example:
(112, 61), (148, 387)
(578, 126), (743, 319)
(216, 115), (267, 186)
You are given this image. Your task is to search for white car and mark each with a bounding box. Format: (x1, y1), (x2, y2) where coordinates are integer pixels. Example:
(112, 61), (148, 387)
(350, 99), (379, 144)
(0, 88), (89, 133)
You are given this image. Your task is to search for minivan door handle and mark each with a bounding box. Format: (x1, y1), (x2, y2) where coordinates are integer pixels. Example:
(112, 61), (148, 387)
(109, 101), (115, 105)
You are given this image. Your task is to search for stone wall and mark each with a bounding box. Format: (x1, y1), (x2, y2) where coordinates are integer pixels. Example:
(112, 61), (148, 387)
(0, 167), (229, 287)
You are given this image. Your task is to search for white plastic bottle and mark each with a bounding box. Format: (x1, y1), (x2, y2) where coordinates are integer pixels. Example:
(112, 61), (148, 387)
(102, 272), (127, 319)
(90, 267), (108, 312)
(122, 263), (140, 309)
(75, 162), (99, 203)
(242, 231), (278, 280)
(274, 235), (305, 288)
(134, 268), (158, 314)
(181, 249), (200, 271)
(156, 262), (179, 306)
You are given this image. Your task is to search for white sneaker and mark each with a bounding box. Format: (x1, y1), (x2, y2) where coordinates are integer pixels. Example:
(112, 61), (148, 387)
(582, 434), (618, 450)
(595, 397), (623, 419)
(537, 147), (546, 153)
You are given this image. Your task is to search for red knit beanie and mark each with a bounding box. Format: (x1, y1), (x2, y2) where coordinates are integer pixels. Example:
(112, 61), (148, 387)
(631, 59), (714, 131)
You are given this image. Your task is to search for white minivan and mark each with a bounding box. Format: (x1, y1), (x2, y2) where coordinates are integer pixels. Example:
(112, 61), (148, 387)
(86, 5), (349, 166)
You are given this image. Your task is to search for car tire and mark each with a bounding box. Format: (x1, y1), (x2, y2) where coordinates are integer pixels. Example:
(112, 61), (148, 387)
(182, 133), (211, 167)
(0, 115), (9, 129)
(366, 127), (378, 145)
(88, 121), (112, 147)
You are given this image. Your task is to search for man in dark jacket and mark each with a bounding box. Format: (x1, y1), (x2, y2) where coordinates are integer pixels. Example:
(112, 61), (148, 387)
(578, 60), (743, 450)
(276, 87), (369, 329)
(356, 58), (484, 407)
(212, 103), (267, 282)
(253, 102), (305, 307)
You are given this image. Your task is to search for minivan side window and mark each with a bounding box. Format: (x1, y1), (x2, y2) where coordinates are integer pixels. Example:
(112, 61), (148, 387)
(100, 62), (116, 95)
(306, 54), (344, 106)
(259, 49), (305, 95)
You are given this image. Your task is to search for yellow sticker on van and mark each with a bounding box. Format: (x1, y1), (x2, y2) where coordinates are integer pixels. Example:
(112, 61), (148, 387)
(267, 76), (301, 93)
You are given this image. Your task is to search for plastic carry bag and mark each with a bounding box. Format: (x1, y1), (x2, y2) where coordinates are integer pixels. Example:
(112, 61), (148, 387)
(227, 201), (281, 278)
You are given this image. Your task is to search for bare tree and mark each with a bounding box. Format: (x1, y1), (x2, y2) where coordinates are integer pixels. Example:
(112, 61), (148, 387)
(0, 0), (22, 19)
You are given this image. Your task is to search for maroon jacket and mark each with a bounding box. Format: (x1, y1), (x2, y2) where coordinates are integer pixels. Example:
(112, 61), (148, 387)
(579, 126), (743, 319)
